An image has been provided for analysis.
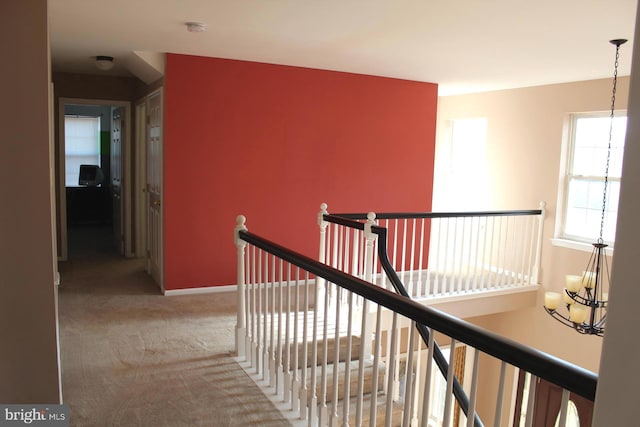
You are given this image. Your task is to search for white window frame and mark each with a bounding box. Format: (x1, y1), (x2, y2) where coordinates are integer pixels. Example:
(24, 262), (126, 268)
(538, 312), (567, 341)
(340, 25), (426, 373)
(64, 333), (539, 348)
(64, 115), (101, 187)
(553, 111), (626, 253)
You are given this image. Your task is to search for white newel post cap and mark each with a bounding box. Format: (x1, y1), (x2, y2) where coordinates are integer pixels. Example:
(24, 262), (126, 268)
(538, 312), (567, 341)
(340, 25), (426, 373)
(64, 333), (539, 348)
(234, 215), (247, 246)
(318, 202), (329, 227)
(365, 212), (377, 240)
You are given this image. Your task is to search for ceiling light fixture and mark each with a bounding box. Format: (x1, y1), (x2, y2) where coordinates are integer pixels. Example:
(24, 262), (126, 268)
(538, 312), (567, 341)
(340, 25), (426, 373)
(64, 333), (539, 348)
(95, 55), (114, 71)
(185, 22), (207, 33)
(543, 39), (628, 336)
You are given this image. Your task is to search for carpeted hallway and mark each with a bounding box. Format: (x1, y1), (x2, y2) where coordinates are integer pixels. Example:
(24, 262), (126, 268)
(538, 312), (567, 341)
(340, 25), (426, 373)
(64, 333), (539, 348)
(58, 225), (288, 426)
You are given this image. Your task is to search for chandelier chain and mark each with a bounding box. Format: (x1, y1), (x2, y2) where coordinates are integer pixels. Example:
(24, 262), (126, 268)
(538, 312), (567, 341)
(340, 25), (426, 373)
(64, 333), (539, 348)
(600, 43), (621, 242)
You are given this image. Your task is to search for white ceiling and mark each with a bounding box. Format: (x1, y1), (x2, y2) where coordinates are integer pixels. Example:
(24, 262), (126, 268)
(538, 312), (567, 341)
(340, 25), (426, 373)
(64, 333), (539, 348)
(49, 0), (637, 96)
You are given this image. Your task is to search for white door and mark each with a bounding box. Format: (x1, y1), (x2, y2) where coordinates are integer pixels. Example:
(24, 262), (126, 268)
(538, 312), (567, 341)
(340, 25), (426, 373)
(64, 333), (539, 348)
(135, 100), (147, 259)
(111, 107), (125, 255)
(147, 90), (163, 290)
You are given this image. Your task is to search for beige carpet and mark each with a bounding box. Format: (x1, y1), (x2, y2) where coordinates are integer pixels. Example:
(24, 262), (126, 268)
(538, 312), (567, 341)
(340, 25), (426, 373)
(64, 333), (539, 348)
(58, 229), (289, 426)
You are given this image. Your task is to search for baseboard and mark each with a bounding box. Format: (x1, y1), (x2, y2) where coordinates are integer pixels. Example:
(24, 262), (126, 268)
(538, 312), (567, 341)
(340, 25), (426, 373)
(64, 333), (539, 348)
(164, 284), (237, 296)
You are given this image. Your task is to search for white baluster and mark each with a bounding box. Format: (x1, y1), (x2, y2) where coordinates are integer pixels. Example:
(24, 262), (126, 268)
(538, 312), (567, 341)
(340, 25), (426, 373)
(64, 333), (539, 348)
(344, 227), (351, 275)
(338, 226), (345, 272)
(409, 218), (417, 297)
(300, 272), (310, 420)
(494, 217), (506, 288)
(256, 249), (262, 376)
(319, 278), (331, 427)
(472, 216), (482, 292)
(420, 331), (435, 427)
(245, 253), (252, 364)
(465, 349), (479, 427)
(331, 285), (342, 427)
(261, 251), (268, 380)
(251, 245), (257, 369)
(277, 259), (284, 396)
(411, 332), (421, 427)
(524, 374), (537, 427)
(355, 304), (364, 427)
(557, 389), (570, 427)
(341, 291), (354, 427)
(487, 217), (496, 290)
(417, 218), (426, 297)
(430, 218), (443, 295)
(392, 219), (399, 277)
(351, 228), (360, 278)
(293, 267), (301, 412)
(443, 218), (458, 295)
(508, 216), (516, 285)
(369, 304), (383, 427)
(385, 312), (399, 427)
(464, 217), (474, 293)
(493, 361), (507, 427)
(523, 215), (533, 285)
(480, 216), (489, 291)
(442, 338), (456, 427)
(401, 219), (408, 292)
(309, 267), (319, 427)
(513, 216), (524, 285)
(234, 215), (247, 358)
(456, 217), (466, 294)
(284, 263), (292, 403)
(270, 255), (277, 388)
(332, 223), (340, 269)
(402, 323), (416, 427)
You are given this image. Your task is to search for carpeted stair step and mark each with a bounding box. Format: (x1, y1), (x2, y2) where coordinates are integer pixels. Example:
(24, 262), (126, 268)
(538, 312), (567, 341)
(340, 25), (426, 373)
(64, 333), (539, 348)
(292, 335), (363, 368)
(304, 358), (385, 403)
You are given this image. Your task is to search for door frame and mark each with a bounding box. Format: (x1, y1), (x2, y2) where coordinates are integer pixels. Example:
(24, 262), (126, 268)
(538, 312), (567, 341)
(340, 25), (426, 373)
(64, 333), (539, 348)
(57, 97), (133, 260)
(134, 98), (148, 261)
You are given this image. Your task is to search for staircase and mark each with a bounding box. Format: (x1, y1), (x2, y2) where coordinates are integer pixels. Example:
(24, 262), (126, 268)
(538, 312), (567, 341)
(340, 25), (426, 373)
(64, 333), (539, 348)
(234, 211), (598, 427)
(239, 319), (405, 427)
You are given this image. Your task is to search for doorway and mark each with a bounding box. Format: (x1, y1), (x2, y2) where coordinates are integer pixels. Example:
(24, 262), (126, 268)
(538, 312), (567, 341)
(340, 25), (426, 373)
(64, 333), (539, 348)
(58, 98), (132, 261)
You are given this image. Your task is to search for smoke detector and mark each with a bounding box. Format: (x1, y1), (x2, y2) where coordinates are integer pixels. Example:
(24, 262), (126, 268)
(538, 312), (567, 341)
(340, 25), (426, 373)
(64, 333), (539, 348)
(186, 22), (207, 32)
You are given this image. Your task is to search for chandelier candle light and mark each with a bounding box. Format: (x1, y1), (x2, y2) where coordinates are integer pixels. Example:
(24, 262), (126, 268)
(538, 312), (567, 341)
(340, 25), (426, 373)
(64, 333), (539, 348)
(543, 38), (627, 336)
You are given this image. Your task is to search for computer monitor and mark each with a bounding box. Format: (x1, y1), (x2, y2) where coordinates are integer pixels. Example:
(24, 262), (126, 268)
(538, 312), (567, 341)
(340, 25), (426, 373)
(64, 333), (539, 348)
(78, 164), (104, 186)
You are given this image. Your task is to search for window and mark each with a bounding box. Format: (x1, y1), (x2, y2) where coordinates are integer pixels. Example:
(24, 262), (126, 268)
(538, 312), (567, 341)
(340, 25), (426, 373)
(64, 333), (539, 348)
(65, 116), (101, 187)
(433, 118), (488, 210)
(558, 113), (626, 246)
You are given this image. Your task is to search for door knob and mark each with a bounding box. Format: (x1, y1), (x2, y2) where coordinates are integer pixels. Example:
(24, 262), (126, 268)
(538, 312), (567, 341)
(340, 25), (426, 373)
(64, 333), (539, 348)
(153, 200), (161, 206)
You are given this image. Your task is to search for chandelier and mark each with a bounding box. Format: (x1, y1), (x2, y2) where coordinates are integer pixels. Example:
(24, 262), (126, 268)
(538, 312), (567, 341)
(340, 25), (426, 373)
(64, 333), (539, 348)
(544, 39), (627, 336)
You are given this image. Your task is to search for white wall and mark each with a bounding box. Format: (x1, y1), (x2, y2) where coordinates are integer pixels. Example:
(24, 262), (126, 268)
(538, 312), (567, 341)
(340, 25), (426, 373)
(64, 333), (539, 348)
(0, 0), (61, 402)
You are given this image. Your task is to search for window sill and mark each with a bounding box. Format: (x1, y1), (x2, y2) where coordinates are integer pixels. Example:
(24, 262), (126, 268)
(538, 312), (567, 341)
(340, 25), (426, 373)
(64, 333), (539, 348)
(551, 238), (614, 256)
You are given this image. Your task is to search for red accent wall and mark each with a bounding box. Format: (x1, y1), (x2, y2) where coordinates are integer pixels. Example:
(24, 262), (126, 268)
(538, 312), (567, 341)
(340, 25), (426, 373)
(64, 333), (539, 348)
(164, 54), (438, 290)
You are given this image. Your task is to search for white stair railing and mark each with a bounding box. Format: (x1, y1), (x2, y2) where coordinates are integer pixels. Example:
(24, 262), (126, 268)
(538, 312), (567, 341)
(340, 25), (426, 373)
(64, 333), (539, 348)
(235, 213), (596, 427)
(321, 202), (546, 300)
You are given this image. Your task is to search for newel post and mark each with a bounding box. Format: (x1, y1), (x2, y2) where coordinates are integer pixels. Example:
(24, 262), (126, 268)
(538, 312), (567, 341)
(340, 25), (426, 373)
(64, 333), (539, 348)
(318, 203), (329, 263)
(363, 212), (377, 284)
(234, 215), (248, 357)
(532, 201), (546, 285)
(317, 203), (329, 310)
(361, 212), (378, 359)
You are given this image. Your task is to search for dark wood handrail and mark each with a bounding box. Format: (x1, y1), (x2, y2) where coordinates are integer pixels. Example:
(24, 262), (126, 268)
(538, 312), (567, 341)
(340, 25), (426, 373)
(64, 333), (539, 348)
(330, 209), (542, 221)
